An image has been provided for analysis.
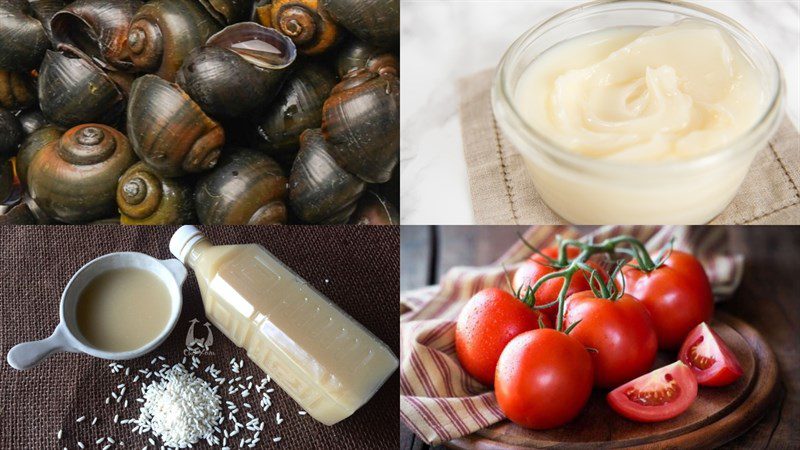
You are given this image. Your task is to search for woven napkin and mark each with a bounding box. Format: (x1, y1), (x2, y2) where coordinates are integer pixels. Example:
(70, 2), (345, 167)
(399, 225), (744, 445)
(459, 69), (800, 225)
(0, 226), (399, 450)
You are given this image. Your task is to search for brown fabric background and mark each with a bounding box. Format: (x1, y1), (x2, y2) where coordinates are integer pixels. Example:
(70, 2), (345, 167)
(0, 225), (399, 449)
(459, 69), (800, 225)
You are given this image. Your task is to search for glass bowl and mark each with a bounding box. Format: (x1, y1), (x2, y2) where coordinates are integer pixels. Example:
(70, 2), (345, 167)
(492, 0), (785, 224)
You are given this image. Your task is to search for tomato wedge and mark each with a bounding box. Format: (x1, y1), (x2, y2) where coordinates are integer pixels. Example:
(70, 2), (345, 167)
(607, 361), (697, 422)
(679, 322), (743, 387)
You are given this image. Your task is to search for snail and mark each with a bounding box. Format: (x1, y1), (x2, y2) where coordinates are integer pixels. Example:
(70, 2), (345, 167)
(126, 0), (222, 81)
(127, 74), (226, 178)
(0, 0), (50, 71)
(259, 0), (340, 55)
(321, 0), (399, 49)
(251, 61), (337, 158)
(0, 202), (38, 225)
(0, 70), (36, 111)
(199, 0), (255, 25)
(336, 39), (399, 77)
(322, 68), (399, 184)
(117, 162), (196, 225)
(0, 158), (14, 205)
(0, 109), (23, 157)
(17, 109), (51, 135)
(176, 23), (297, 119)
(16, 126), (64, 185)
(27, 0), (66, 41)
(195, 147), (288, 225)
(51, 0), (144, 71)
(26, 124), (137, 223)
(91, 216), (122, 224)
(348, 190), (399, 225)
(289, 129), (365, 224)
(38, 50), (128, 128)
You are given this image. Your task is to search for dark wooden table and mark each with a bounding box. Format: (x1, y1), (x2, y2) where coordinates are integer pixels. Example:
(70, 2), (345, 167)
(400, 226), (799, 449)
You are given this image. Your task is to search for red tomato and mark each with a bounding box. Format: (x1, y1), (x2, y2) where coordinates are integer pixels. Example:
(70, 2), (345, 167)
(564, 291), (658, 388)
(455, 288), (550, 386)
(679, 322), (743, 387)
(513, 247), (604, 319)
(621, 250), (714, 349)
(607, 361), (697, 422)
(495, 329), (593, 429)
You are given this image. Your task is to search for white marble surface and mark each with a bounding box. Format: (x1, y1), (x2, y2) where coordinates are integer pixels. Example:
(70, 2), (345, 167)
(400, 0), (800, 224)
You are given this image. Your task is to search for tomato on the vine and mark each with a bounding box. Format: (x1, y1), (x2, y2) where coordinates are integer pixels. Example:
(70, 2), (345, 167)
(607, 361), (697, 422)
(620, 250), (714, 349)
(679, 322), (743, 387)
(495, 328), (593, 429)
(513, 247), (604, 319)
(455, 288), (550, 386)
(564, 291), (658, 388)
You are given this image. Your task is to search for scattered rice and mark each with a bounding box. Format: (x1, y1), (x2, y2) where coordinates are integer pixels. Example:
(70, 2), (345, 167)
(88, 320), (296, 448)
(76, 416), (86, 422)
(134, 364), (222, 448)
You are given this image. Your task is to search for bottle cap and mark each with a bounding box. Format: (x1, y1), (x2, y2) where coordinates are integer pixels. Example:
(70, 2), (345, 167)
(170, 225), (206, 264)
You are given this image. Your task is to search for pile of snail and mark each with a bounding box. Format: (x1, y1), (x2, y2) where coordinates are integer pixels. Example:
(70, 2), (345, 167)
(0, 0), (399, 225)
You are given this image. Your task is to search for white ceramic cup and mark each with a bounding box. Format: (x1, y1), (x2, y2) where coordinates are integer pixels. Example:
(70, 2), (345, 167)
(7, 252), (187, 370)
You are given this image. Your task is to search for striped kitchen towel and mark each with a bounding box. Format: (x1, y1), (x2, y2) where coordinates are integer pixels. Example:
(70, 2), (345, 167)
(399, 225), (744, 445)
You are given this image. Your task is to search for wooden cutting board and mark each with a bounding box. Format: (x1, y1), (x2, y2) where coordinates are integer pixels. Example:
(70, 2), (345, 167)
(447, 312), (780, 449)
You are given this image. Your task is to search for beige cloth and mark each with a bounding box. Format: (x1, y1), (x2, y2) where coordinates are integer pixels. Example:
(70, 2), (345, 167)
(459, 69), (800, 225)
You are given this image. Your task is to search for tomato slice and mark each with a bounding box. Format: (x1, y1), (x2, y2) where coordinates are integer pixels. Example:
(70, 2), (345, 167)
(607, 361), (697, 422)
(678, 322), (743, 387)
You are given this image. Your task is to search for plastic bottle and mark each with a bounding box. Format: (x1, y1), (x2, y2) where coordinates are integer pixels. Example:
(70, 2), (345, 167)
(170, 226), (398, 425)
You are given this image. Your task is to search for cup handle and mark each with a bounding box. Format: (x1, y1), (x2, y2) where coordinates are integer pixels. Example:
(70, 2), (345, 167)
(7, 323), (78, 370)
(161, 259), (188, 285)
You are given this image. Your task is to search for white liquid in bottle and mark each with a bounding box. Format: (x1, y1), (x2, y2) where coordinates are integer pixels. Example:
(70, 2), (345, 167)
(170, 226), (398, 425)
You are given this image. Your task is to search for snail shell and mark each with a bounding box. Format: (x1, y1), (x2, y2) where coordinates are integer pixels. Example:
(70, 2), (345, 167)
(117, 162), (196, 225)
(126, 0), (222, 81)
(0, 158), (16, 205)
(251, 61), (336, 157)
(51, 0), (144, 71)
(195, 147), (288, 225)
(27, 124), (137, 223)
(265, 0), (340, 55)
(321, 0), (399, 49)
(0, 70), (36, 111)
(16, 125), (64, 185)
(0, 202), (38, 225)
(199, 0), (254, 25)
(17, 109), (51, 135)
(0, 109), (23, 157)
(28, 0), (66, 41)
(289, 129), (365, 224)
(348, 190), (399, 225)
(38, 50), (127, 128)
(127, 74), (225, 178)
(322, 69), (399, 183)
(0, 0), (50, 71)
(336, 39), (399, 78)
(176, 23), (297, 119)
